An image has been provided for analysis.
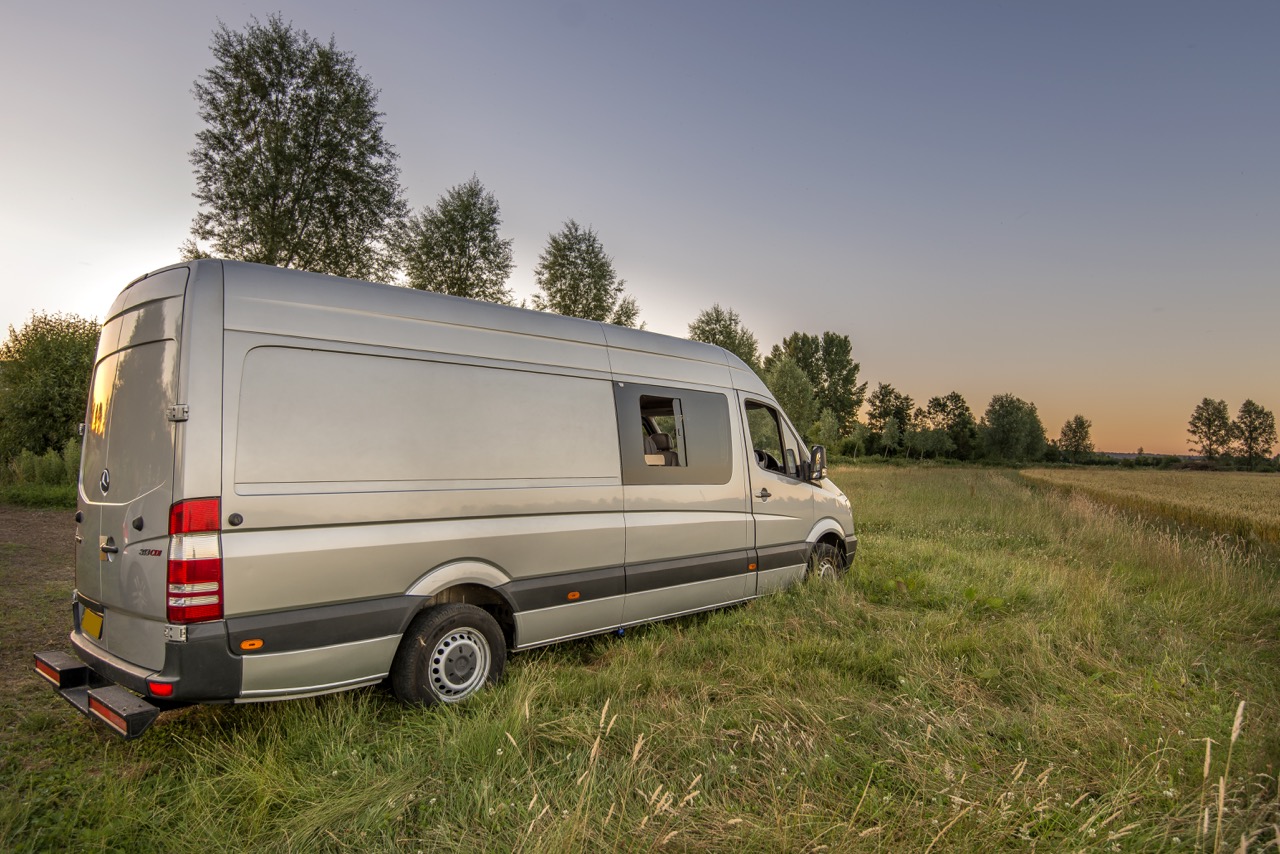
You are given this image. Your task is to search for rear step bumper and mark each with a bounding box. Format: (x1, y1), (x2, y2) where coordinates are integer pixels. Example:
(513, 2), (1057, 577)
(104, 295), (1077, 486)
(33, 650), (160, 739)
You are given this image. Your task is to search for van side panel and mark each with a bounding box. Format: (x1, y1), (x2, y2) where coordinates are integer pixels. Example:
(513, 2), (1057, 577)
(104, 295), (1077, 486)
(239, 636), (401, 698)
(232, 348), (619, 487)
(222, 513), (625, 616)
(217, 268), (626, 659)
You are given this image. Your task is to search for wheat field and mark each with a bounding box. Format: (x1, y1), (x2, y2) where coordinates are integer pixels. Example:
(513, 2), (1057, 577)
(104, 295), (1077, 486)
(1021, 468), (1280, 545)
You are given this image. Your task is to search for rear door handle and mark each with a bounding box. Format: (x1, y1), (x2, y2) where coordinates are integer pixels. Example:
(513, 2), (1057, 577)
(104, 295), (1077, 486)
(100, 545), (119, 554)
(755, 488), (771, 501)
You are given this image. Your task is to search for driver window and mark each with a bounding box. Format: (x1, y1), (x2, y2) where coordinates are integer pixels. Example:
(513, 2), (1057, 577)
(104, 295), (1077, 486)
(780, 420), (806, 478)
(746, 401), (787, 475)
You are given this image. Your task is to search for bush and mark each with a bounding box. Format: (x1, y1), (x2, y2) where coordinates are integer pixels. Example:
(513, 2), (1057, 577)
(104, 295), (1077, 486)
(62, 438), (80, 485)
(5, 441), (77, 487)
(0, 311), (99, 463)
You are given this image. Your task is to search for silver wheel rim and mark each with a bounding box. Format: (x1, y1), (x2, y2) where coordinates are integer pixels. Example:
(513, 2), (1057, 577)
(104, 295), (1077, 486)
(811, 552), (839, 580)
(429, 628), (491, 702)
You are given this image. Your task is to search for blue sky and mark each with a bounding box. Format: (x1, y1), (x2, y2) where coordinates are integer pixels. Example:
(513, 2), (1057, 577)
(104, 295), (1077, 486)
(2, 1), (1276, 453)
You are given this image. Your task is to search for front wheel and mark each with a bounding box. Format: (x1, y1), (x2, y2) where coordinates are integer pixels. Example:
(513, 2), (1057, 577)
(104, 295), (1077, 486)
(390, 604), (507, 705)
(806, 542), (846, 581)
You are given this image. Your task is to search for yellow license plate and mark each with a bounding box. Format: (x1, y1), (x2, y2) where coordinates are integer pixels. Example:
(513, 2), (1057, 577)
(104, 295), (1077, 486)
(81, 607), (103, 640)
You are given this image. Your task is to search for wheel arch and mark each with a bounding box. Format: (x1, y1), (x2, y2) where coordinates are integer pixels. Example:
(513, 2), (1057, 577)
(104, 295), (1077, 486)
(807, 518), (849, 562)
(404, 561), (518, 649)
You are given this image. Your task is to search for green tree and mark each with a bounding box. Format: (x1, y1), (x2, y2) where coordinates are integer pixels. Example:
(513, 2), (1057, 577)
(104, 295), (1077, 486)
(763, 333), (819, 381)
(1231, 399), (1277, 471)
(809, 408), (841, 450)
(904, 405), (955, 460)
(1187, 398), (1232, 459)
(763, 356), (817, 437)
(980, 394), (1047, 461)
(865, 382), (913, 434)
(396, 176), (514, 303)
(532, 220), (639, 326)
(1058, 414), (1094, 462)
(688, 304), (760, 371)
(923, 391), (979, 460)
(881, 416), (901, 458)
(0, 312), (99, 463)
(764, 332), (866, 430)
(841, 421), (870, 459)
(922, 427), (956, 459)
(184, 14), (406, 281)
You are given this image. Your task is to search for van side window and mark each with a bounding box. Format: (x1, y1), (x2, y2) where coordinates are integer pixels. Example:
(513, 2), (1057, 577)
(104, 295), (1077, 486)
(640, 395), (685, 466)
(615, 383), (732, 485)
(745, 400), (803, 478)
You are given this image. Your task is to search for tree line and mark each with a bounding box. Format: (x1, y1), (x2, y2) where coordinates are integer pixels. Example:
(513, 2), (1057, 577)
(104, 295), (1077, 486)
(683, 308), (1111, 465)
(182, 16), (639, 327)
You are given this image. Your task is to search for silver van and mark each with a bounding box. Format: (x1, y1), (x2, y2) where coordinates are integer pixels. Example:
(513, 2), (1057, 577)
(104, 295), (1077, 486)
(35, 260), (856, 737)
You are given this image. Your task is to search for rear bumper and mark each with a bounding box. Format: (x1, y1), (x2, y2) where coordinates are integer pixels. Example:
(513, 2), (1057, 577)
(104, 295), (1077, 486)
(41, 621), (243, 739)
(70, 619), (242, 703)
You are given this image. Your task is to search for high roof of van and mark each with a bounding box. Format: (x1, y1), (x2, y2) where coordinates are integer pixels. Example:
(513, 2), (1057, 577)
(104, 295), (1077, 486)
(120, 259), (770, 396)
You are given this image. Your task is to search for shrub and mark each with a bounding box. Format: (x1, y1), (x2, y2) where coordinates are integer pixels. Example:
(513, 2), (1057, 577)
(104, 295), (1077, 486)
(0, 311), (99, 463)
(6, 444), (73, 486)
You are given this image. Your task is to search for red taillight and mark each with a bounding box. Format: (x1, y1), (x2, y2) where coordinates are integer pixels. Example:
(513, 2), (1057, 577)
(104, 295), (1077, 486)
(167, 498), (223, 623)
(169, 498), (220, 534)
(147, 680), (175, 698)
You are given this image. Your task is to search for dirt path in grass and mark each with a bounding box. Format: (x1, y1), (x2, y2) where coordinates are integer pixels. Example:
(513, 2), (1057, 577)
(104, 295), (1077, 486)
(0, 504), (76, 740)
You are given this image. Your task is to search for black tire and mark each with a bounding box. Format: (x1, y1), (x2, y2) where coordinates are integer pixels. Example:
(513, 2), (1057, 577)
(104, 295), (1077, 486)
(806, 542), (845, 581)
(390, 603), (507, 705)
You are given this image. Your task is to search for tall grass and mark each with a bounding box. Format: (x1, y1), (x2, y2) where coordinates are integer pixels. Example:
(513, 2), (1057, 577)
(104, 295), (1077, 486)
(3, 467), (1278, 851)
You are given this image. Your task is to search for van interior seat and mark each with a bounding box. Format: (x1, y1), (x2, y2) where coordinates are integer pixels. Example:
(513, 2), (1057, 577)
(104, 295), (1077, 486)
(644, 432), (678, 466)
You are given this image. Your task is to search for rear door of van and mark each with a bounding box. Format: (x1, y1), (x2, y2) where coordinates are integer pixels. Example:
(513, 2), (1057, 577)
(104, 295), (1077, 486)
(75, 266), (189, 671)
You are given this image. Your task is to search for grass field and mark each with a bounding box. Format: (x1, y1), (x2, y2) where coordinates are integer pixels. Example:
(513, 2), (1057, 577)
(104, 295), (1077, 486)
(2, 467), (1278, 851)
(1021, 468), (1280, 546)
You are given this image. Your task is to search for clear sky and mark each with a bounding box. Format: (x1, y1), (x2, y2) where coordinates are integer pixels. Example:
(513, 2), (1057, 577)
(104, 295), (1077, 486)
(1, 1), (1276, 455)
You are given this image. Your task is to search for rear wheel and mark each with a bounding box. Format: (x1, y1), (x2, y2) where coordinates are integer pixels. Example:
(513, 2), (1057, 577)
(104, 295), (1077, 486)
(806, 542), (845, 581)
(391, 604), (507, 705)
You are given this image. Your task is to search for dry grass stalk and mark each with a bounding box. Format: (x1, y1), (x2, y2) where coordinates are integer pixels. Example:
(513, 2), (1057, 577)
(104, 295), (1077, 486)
(923, 805), (971, 854)
(1215, 776), (1227, 853)
(630, 733), (646, 765)
(1215, 701), (1247, 854)
(1199, 738), (1214, 850)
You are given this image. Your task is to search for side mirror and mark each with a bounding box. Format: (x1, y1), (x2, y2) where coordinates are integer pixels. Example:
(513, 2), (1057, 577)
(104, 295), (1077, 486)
(809, 445), (827, 482)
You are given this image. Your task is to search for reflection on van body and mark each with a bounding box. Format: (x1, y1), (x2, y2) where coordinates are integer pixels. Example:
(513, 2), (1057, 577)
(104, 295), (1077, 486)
(36, 260), (856, 738)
